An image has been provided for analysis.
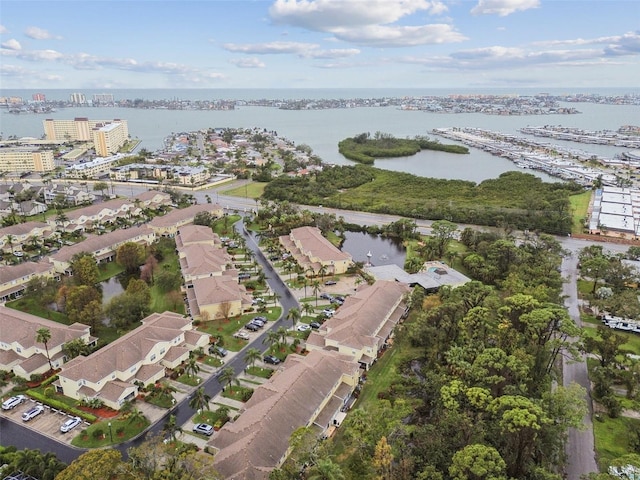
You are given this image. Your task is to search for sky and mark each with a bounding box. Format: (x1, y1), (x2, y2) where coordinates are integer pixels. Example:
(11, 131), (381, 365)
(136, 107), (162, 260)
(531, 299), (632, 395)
(0, 0), (639, 90)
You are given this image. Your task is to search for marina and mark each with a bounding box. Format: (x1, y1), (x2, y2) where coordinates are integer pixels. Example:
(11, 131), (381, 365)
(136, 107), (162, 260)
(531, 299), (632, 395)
(519, 125), (640, 148)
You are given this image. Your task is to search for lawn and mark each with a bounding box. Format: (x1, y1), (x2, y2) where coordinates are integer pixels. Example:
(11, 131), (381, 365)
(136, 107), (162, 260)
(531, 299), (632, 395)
(211, 214), (242, 236)
(71, 416), (150, 447)
(569, 190), (593, 234)
(246, 366), (274, 379)
(593, 415), (640, 470)
(197, 308), (282, 351)
(176, 373), (203, 387)
(582, 317), (640, 356)
(221, 181), (267, 199)
(200, 355), (224, 368)
(97, 262), (125, 282)
(222, 385), (253, 402)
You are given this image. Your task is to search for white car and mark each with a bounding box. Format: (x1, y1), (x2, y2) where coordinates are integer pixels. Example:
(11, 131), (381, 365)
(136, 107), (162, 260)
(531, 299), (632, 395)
(22, 405), (44, 422)
(296, 324), (311, 332)
(60, 416), (82, 433)
(233, 331), (250, 340)
(321, 309), (335, 317)
(2, 395), (26, 410)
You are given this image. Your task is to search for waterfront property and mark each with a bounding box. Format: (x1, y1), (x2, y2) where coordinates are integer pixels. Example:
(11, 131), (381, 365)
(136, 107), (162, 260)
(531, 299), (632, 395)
(0, 305), (96, 379)
(184, 275), (253, 321)
(208, 349), (360, 479)
(279, 226), (352, 276)
(305, 280), (409, 369)
(43, 117), (129, 157)
(54, 311), (208, 410)
(0, 147), (56, 174)
(589, 186), (640, 237)
(366, 261), (471, 292)
(0, 261), (59, 303)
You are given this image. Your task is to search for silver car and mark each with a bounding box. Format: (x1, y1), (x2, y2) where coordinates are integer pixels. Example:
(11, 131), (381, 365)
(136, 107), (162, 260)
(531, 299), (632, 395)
(22, 405), (44, 421)
(60, 416), (82, 433)
(2, 394), (26, 410)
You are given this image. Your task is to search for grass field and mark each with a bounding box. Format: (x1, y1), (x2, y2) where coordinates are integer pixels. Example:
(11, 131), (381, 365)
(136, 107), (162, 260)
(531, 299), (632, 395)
(222, 181), (267, 199)
(569, 190), (592, 234)
(594, 415), (640, 470)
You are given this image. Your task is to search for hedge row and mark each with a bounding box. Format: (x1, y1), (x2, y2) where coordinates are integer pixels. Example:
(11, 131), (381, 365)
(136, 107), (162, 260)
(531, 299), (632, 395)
(26, 389), (98, 423)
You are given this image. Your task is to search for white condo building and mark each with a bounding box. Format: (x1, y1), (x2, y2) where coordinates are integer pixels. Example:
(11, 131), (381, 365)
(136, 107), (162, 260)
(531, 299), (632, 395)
(43, 117), (129, 156)
(0, 148), (56, 173)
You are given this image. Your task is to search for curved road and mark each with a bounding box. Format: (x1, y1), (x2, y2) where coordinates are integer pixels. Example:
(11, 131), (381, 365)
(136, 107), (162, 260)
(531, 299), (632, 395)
(2, 181), (633, 473)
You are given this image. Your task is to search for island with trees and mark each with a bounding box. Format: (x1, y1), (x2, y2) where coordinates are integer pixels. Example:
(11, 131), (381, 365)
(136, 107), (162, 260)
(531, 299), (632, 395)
(338, 132), (469, 165)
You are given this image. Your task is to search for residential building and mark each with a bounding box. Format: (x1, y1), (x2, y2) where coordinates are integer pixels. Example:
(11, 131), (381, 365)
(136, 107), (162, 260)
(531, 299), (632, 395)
(42, 118), (129, 157)
(69, 93), (87, 105)
(55, 311), (208, 410)
(0, 221), (53, 254)
(64, 155), (124, 179)
(178, 243), (233, 282)
(148, 204), (223, 237)
(174, 224), (222, 250)
(0, 261), (59, 303)
(49, 225), (155, 275)
(209, 349), (360, 479)
(279, 226), (352, 276)
(0, 306), (95, 379)
(42, 184), (95, 207)
(0, 148), (55, 173)
(185, 274), (253, 321)
(305, 280), (410, 369)
(366, 261), (471, 292)
(110, 163), (209, 186)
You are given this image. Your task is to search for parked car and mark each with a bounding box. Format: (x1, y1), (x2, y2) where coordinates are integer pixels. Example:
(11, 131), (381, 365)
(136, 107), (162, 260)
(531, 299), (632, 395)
(310, 322), (321, 329)
(251, 318), (266, 327)
(60, 416), (82, 433)
(253, 316), (267, 322)
(193, 423), (214, 436)
(324, 280), (337, 285)
(321, 309), (335, 317)
(296, 324), (311, 332)
(331, 298), (344, 305)
(320, 293), (333, 300)
(209, 345), (228, 357)
(2, 395), (26, 410)
(233, 331), (250, 340)
(245, 323), (260, 332)
(238, 272), (251, 280)
(22, 405), (44, 422)
(263, 355), (281, 365)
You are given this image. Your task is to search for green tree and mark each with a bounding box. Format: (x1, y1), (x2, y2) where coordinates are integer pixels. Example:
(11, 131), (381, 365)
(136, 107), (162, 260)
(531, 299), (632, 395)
(287, 307), (301, 330)
(244, 347), (262, 370)
(189, 386), (211, 412)
(184, 356), (200, 378)
(218, 366), (237, 393)
(70, 254), (99, 286)
(162, 414), (183, 442)
(307, 459), (346, 480)
(65, 285), (102, 324)
(36, 327), (53, 371)
(449, 444), (507, 480)
(116, 241), (145, 273)
(430, 220), (458, 258)
(583, 325), (627, 369)
(62, 338), (90, 360)
(54, 449), (123, 480)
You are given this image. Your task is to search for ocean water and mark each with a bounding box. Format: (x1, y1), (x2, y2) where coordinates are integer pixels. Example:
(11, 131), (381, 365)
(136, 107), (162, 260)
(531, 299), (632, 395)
(2, 88), (638, 183)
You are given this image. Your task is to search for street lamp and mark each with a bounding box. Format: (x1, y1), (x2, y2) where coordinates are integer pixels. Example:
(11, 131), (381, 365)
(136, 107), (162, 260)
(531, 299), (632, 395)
(108, 421), (113, 443)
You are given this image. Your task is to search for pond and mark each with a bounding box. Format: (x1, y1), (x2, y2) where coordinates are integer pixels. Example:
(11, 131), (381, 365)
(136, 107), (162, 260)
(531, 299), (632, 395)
(340, 231), (406, 268)
(100, 274), (129, 305)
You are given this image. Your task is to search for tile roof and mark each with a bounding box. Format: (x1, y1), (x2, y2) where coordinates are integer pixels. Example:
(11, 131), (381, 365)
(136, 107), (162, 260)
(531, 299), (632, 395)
(283, 226), (351, 263)
(175, 224), (220, 248)
(0, 221), (50, 237)
(210, 350), (359, 479)
(148, 204), (222, 229)
(0, 261), (54, 286)
(179, 244), (232, 277)
(190, 276), (253, 307)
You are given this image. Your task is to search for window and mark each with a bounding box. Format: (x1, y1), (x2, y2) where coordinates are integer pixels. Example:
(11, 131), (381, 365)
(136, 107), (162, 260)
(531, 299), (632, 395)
(150, 354), (156, 362)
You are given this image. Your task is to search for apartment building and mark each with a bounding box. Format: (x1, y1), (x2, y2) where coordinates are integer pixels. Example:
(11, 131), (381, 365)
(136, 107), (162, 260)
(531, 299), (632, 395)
(0, 147), (55, 173)
(0, 221), (53, 254)
(279, 226), (352, 276)
(0, 306), (95, 379)
(209, 349), (360, 479)
(55, 312), (209, 410)
(305, 280), (409, 369)
(43, 118), (129, 156)
(0, 261), (59, 303)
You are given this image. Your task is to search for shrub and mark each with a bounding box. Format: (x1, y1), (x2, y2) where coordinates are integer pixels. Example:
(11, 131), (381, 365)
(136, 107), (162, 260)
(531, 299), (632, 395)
(44, 387), (55, 398)
(92, 428), (104, 439)
(30, 373), (44, 383)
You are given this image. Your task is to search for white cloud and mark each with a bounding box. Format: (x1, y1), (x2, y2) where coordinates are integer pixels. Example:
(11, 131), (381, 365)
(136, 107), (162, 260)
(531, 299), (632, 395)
(471, 0), (540, 16)
(25, 26), (62, 40)
(223, 41), (360, 58)
(0, 25), (8, 34)
(229, 57), (266, 68)
(332, 24), (466, 46)
(1, 39), (22, 50)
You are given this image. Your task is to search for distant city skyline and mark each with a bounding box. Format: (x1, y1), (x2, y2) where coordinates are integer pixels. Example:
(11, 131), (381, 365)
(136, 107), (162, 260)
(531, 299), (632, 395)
(1, 0), (638, 90)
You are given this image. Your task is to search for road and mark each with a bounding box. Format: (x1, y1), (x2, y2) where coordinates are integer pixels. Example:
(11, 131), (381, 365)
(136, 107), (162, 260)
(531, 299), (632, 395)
(4, 180), (633, 471)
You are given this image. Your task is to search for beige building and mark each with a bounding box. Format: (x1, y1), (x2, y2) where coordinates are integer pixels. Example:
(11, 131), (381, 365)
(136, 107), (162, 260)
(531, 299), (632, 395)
(55, 311), (209, 410)
(305, 280), (410, 369)
(0, 148), (55, 173)
(0, 221), (53, 254)
(279, 226), (352, 276)
(148, 204), (223, 237)
(0, 261), (59, 303)
(209, 349), (360, 479)
(185, 274), (253, 321)
(0, 306), (95, 379)
(43, 117), (129, 157)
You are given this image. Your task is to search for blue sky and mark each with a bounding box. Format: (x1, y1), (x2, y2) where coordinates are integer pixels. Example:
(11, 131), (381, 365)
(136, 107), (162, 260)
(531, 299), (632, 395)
(1, 0), (638, 89)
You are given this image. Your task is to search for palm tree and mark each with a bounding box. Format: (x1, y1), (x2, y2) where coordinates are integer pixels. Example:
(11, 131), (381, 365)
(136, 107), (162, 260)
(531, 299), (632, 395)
(218, 366), (236, 393)
(127, 407), (147, 426)
(272, 291), (281, 307)
(189, 386), (211, 412)
(287, 307), (301, 330)
(36, 327), (53, 371)
(163, 414), (182, 442)
(318, 264), (328, 281)
(184, 356), (200, 378)
(244, 347), (262, 370)
(312, 280), (321, 307)
(306, 459), (345, 480)
(263, 329), (281, 352)
(302, 302), (314, 318)
(5, 234), (15, 253)
(276, 326), (289, 348)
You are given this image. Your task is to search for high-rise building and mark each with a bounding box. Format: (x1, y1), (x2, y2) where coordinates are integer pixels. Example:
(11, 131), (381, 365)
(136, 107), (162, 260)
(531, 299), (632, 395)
(42, 117), (129, 156)
(0, 148), (56, 173)
(92, 93), (114, 104)
(32, 93), (46, 102)
(69, 93), (87, 105)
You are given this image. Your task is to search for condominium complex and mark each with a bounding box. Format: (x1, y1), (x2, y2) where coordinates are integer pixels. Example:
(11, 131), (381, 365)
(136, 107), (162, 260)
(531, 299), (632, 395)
(69, 92), (87, 104)
(0, 147), (56, 173)
(43, 117), (129, 156)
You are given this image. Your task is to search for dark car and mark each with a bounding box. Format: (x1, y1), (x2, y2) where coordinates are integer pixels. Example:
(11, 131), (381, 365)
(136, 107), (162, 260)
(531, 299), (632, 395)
(209, 345), (228, 357)
(310, 322), (321, 329)
(320, 293), (333, 300)
(263, 355), (281, 365)
(238, 272), (251, 280)
(245, 322), (260, 331)
(324, 280), (337, 286)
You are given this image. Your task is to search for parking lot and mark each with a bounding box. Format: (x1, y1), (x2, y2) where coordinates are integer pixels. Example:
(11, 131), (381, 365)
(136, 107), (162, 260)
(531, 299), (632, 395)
(0, 396), (90, 444)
